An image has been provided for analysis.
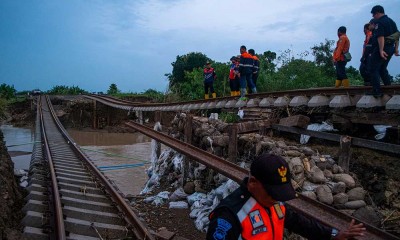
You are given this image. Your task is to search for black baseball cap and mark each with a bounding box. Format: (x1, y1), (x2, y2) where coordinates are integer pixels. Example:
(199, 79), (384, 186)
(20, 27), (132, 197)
(371, 5), (384, 14)
(250, 154), (296, 201)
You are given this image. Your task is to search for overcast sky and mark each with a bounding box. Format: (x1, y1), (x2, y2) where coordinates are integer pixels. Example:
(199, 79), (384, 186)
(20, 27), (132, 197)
(1, 0), (399, 93)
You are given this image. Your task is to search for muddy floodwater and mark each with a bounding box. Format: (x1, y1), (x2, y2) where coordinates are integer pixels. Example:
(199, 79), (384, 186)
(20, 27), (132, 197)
(0, 124), (34, 170)
(68, 129), (157, 196)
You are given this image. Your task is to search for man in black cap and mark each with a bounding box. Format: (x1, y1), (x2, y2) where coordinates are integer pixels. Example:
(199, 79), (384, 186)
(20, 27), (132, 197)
(206, 153), (366, 240)
(367, 5), (399, 97)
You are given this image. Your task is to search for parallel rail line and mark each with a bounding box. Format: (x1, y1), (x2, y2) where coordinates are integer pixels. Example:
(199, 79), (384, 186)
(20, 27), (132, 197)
(124, 120), (400, 240)
(22, 96), (154, 240)
(85, 85), (400, 111)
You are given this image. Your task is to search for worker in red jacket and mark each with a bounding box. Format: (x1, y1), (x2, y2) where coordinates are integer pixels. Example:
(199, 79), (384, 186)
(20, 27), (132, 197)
(204, 61), (217, 99)
(229, 56), (240, 96)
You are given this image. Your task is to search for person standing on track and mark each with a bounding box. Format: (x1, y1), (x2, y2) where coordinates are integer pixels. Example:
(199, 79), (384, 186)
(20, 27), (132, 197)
(333, 26), (351, 88)
(206, 153), (366, 240)
(204, 61), (217, 99)
(229, 56), (240, 96)
(239, 45), (257, 100)
(248, 49), (259, 94)
(360, 22), (374, 86)
(367, 5), (399, 97)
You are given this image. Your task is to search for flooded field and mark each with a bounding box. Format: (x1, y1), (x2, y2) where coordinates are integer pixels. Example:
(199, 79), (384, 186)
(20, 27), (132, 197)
(68, 129), (159, 196)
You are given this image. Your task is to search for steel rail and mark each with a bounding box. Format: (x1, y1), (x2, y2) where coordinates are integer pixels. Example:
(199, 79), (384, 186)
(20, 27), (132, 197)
(86, 85), (400, 108)
(124, 120), (400, 240)
(45, 96), (155, 240)
(39, 96), (67, 240)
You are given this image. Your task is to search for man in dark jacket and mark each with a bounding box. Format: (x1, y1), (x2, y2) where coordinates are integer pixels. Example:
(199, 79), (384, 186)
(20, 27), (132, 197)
(206, 154), (366, 240)
(248, 49), (259, 93)
(367, 5), (399, 97)
(238, 45), (257, 100)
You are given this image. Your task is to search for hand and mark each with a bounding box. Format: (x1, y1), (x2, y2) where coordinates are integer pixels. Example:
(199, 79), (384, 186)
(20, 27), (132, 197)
(380, 50), (388, 60)
(395, 50), (399, 56)
(333, 219), (366, 240)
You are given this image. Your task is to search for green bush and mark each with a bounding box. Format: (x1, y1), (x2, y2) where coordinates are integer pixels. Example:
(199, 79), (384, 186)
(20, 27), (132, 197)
(219, 112), (239, 123)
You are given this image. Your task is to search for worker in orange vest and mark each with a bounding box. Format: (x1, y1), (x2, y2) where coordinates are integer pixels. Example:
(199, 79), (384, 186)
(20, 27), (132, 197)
(333, 26), (350, 88)
(207, 154), (366, 240)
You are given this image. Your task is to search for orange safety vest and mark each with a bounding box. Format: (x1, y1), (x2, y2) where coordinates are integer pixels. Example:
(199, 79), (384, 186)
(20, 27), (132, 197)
(237, 197), (286, 240)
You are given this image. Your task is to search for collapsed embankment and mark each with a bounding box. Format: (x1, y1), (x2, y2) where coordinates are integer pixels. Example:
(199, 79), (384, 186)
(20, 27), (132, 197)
(0, 130), (25, 239)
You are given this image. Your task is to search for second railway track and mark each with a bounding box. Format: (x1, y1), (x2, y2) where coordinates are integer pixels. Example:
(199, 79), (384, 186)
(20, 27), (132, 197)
(21, 94), (399, 239)
(22, 96), (154, 240)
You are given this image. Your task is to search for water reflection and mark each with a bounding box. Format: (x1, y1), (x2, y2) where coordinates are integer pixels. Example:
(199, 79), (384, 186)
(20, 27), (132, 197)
(0, 124), (34, 170)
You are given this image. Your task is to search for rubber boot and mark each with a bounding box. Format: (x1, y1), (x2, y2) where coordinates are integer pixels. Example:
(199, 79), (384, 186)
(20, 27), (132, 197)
(204, 94), (209, 100)
(240, 88), (246, 98)
(230, 91), (235, 96)
(342, 79), (349, 88)
(335, 80), (342, 88)
(212, 92), (216, 99)
(251, 88), (257, 94)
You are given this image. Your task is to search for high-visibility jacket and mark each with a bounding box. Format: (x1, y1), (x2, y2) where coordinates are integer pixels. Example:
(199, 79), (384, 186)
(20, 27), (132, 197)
(239, 52), (254, 75)
(206, 178), (334, 240)
(333, 34), (350, 62)
(238, 197), (285, 239)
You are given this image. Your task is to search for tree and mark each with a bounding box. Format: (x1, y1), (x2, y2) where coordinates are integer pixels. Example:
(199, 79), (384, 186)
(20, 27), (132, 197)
(47, 85), (87, 95)
(311, 39), (336, 78)
(107, 83), (120, 95)
(0, 84), (16, 100)
(168, 52), (211, 89)
(268, 59), (331, 91)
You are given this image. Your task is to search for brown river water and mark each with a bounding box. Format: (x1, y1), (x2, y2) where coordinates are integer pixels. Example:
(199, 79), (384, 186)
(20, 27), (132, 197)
(68, 129), (157, 196)
(1, 125), (157, 196)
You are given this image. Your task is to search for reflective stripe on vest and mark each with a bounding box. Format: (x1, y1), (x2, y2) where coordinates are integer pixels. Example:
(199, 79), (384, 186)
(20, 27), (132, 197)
(236, 197), (286, 240)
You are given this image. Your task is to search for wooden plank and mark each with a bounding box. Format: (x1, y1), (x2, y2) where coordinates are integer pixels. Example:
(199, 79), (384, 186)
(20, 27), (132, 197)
(271, 124), (400, 155)
(227, 125), (238, 163)
(235, 120), (271, 133)
(279, 115), (310, 129)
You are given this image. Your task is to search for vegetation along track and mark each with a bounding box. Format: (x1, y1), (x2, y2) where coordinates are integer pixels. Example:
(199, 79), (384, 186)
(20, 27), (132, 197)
(22, 96), (154, 240)
(124, 121), (400, 240)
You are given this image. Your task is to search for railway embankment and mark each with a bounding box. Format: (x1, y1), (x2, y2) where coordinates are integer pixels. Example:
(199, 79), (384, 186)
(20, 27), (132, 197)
(2, 97), (400, 238)
(0, 131), (26, 239)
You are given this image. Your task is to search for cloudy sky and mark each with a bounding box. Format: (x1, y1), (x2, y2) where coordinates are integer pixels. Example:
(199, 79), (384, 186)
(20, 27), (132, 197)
(1, 0), (399, 93)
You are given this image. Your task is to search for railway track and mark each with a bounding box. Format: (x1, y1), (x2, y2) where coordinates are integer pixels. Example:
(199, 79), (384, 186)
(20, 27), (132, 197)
(84, 85), (400, 111)
(124, 121), (400, 240)
(22, 96), (154, 240)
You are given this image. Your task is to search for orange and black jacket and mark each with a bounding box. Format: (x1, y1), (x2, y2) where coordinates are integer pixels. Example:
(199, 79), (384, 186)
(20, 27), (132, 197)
(333, 34), (350, 62)
(239, 52), (254, 75)
(252, 55), (259, 76)
(206, 178), (333, 240)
